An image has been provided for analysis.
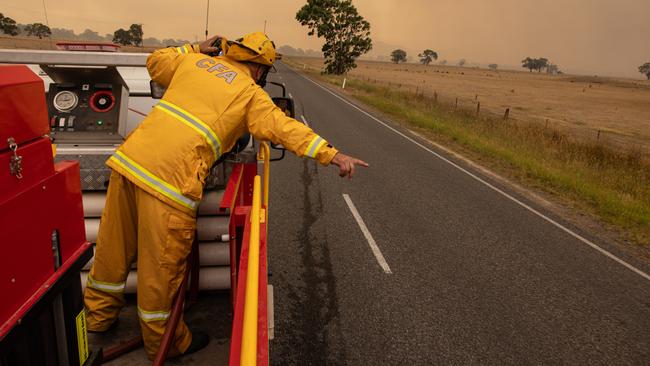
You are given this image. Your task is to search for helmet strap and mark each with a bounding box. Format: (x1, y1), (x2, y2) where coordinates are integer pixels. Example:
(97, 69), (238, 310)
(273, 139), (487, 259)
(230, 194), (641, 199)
(256, 65), (270, 88)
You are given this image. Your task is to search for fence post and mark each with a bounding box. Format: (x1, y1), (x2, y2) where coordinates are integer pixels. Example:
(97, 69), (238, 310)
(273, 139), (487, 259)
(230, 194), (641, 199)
(476, 102), (481, 117)
(597, 130), (601, 140)
(503, 108), (510, 121)
(455, 97), (458, 110)
(434, 91), (438, 103)
(342, 77), (347, 89)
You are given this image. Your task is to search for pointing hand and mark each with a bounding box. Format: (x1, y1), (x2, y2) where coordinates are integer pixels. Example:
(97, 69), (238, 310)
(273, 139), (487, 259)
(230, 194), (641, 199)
(331, 153), (369, 179)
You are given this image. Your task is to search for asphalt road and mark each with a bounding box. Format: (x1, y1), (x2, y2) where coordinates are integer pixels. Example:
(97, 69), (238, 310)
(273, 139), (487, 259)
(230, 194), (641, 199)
(265, 62), (650, 365)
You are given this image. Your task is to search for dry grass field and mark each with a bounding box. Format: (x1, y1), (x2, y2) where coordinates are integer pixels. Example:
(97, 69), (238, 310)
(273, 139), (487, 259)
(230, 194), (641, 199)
(284, 56), (650, 246)
(289, 57), (650, 157)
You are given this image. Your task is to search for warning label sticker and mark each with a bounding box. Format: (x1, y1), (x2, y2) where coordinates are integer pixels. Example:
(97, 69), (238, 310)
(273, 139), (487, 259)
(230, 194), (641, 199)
(75, 309), (89, 365)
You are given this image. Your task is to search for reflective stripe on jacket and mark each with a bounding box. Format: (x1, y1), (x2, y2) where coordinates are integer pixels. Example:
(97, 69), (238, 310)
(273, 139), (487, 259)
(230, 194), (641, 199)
(107, 44), (338, 215)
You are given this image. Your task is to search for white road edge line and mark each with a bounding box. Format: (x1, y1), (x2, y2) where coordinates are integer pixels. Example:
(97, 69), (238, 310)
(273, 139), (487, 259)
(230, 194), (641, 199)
(342, 194), (392, 274)
(295, 71), (650, 282)
(300, 115), (309, 127)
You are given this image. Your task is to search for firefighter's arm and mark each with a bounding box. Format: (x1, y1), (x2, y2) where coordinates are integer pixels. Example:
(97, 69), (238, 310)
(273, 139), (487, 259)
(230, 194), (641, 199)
(245, 88), (369, 178)
(245, 88), (338, 165)
(146, 44), (200, 87)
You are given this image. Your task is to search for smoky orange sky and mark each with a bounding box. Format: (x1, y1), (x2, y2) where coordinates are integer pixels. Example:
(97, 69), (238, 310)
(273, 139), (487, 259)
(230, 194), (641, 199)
(4, 0), (650, 78)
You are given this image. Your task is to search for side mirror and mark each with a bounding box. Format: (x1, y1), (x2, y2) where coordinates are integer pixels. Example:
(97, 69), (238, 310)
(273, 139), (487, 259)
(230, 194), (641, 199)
(150, 80), (167, 99)
(269, 97), (297, 161)
(272, 97), (295, 118)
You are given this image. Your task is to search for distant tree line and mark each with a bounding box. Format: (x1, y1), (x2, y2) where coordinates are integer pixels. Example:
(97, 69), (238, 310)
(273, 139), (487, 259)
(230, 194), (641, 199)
(0, 11), (191, 47)
(277, 45), (322, 57)
(1, 13), (51, 38)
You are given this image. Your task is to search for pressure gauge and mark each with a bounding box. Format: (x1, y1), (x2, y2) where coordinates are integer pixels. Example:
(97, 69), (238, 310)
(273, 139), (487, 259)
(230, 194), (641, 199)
(53, 90), (79, 112)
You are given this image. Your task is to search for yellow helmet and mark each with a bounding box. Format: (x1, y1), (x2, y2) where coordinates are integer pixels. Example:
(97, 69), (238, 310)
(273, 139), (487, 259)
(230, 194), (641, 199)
(225, 32), (276, 67)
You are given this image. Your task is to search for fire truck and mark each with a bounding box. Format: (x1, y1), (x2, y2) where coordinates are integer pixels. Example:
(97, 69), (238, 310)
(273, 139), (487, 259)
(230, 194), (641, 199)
(0, 48), (293, 365)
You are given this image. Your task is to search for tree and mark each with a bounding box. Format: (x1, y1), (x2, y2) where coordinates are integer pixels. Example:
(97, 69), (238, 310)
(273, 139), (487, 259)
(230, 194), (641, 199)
(638, 63), (650, 80)
(521, 57), (536, 72)
(458, 58), (466, 67)
(113, 28), (132, 46)
(535, 57), (548, 72)
(112, 24), (143, 46)
(488, 63), (498, 70)
(0, 13), (20, 36)
(296, 0), (373, 75)
(24, 23), (51, 39)
(129, 24), (143, 47)
(418, 49), (438, 66)
(522, 57), (549, 73)
(391, 49), (407, 64)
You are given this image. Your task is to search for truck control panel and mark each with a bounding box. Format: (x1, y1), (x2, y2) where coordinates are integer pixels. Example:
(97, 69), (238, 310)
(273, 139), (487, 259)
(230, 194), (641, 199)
(44, 66), (129, 144)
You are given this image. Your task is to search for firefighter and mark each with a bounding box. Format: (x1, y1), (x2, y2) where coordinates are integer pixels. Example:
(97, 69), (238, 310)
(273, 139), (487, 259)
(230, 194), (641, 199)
(83, 32), (368, 359)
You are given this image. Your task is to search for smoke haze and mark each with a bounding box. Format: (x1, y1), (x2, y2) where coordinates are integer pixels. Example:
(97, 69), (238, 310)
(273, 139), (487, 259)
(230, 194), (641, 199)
(3, 0), (649, 78)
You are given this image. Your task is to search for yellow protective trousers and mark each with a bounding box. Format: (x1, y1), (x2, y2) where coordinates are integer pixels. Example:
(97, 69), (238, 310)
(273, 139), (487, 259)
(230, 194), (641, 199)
(83, 171), (195, 359)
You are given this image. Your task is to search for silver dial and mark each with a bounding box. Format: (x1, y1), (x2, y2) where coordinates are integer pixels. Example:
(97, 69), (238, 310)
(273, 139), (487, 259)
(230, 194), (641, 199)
(53, 90), (78, 112)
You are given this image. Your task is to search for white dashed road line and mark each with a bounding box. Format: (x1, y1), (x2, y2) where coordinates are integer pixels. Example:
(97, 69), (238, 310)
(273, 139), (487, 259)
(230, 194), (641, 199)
(293, 69), (650, 282)
(343, 194), (392, 274)
(300, 115), (309, 127)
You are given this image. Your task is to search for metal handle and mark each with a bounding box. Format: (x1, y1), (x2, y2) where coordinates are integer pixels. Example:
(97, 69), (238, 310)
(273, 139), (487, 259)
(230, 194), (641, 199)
(7, 137), (23, 179)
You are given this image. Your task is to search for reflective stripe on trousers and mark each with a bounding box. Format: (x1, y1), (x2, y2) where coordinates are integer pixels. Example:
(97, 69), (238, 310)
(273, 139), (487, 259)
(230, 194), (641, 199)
(86, 273), (126, 293)
(138, 307), (171, 322)
(108, 151), (199, 211)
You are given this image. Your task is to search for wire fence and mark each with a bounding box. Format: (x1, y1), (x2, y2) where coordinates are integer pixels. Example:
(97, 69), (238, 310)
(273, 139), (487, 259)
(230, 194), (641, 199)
(291, 60), (649, 160)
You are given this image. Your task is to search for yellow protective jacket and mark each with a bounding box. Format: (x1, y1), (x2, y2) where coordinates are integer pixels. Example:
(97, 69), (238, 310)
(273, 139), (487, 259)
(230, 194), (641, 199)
(107, 44), (339, 216)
